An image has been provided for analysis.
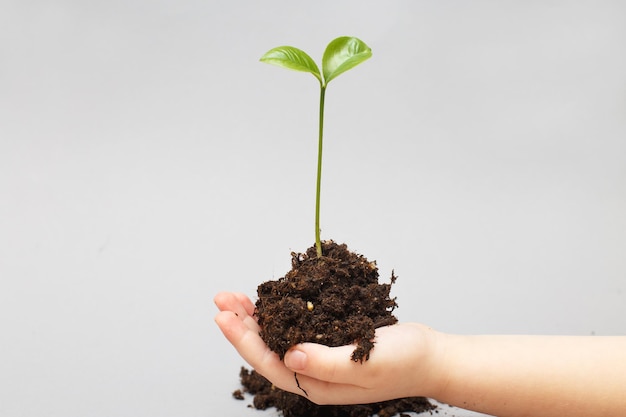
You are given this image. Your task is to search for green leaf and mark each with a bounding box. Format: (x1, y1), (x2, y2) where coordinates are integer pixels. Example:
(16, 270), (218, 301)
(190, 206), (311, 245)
(260, 46), (322, 83)
(322, 36), (372, 85)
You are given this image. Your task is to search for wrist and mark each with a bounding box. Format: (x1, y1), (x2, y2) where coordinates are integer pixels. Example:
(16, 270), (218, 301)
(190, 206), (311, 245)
(411, 324), (452, 400)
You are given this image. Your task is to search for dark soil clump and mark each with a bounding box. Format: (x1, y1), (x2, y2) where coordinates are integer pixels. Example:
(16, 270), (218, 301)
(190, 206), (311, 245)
(257, 241), (399, 361)
(234, 241), (436, 416)
(236, 367), (436, 417)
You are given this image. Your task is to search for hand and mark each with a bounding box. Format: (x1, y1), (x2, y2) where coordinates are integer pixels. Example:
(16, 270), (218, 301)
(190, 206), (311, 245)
(216, 291), (626, 416)
(214, 291), (441, 405)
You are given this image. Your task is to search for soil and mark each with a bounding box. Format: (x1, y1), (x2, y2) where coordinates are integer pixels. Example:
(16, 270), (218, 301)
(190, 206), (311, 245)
(233, 240), (436, 416)
(235, 367), (436, 417)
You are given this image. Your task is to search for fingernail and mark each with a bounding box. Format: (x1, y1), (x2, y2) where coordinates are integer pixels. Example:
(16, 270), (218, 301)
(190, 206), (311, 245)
(285, 349), (307, 371)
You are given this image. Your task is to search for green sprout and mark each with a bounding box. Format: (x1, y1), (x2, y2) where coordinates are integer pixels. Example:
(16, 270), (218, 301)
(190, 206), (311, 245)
(260, 36), (372, 258)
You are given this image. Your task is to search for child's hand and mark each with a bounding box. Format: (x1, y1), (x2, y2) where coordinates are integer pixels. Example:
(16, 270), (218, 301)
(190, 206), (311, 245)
(215, 291), (626, 416)
(214, 292), (440, 405)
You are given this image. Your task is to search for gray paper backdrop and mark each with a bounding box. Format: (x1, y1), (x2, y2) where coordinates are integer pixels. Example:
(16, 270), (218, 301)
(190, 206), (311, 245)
(1, 1), (625, 416)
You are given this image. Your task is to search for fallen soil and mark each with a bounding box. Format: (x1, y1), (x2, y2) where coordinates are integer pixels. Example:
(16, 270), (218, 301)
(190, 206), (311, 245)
(233, 240), (436, 416)
(235, 366), (436, 417)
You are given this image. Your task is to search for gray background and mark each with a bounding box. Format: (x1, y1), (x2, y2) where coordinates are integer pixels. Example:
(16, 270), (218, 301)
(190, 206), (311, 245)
(1, 1), (625, 416)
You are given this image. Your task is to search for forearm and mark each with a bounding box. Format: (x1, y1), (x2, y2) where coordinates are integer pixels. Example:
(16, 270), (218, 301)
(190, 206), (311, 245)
(428, 332), (626, 417)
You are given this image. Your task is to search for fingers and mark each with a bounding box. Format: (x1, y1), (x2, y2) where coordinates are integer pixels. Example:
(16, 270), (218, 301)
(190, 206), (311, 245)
(213, 292), (301, 395)
(214, 310), (297, 393)
(214, 292), (259, 335)
(231, 292), (256, 316)
(214, 291), (255, 318)
(214, 292), (266, 362)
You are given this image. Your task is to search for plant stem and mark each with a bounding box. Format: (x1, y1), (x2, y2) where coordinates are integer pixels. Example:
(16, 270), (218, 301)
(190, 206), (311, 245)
(315, 85), (326, 258)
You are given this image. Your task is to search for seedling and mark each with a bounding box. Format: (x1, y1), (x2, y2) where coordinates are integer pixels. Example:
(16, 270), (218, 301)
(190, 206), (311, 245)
(260, 36), (372, 257)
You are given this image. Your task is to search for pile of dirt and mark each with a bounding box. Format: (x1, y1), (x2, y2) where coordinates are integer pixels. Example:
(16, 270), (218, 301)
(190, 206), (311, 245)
(233, 241), (436, 416)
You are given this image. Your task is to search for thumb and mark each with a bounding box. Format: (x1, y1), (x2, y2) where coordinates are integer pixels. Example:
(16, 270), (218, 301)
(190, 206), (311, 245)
(284, 343), (369, 385)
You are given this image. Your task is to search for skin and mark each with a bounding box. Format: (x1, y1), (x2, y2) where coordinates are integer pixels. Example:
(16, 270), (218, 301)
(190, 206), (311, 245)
(214, 291), (626, 417)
